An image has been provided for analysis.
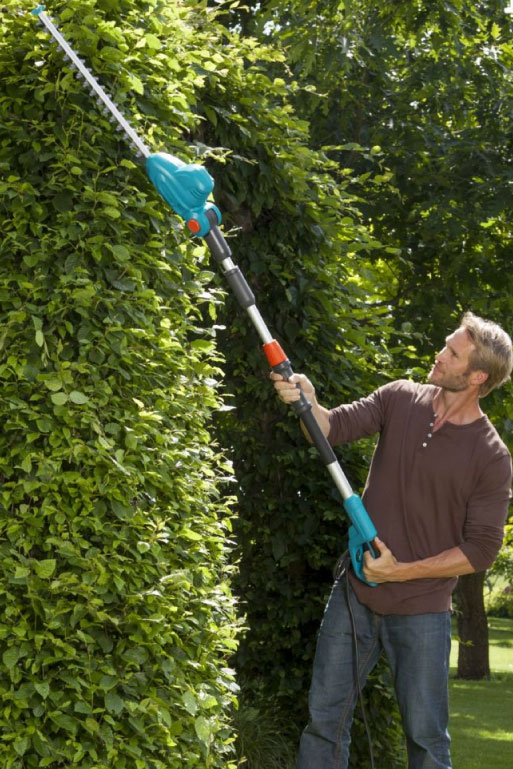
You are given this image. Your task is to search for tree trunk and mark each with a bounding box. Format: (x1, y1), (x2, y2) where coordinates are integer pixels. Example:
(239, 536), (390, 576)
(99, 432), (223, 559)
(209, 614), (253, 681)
(455, 571), (490, 680)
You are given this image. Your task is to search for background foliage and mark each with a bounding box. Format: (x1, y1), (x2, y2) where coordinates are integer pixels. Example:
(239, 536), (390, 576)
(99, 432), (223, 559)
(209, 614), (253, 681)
(209, 0), (513, 760)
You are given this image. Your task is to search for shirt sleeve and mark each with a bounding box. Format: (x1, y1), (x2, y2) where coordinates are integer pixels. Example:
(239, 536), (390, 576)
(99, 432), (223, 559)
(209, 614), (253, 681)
(459, 451), (512, 571)
(327, 380), (402, 446)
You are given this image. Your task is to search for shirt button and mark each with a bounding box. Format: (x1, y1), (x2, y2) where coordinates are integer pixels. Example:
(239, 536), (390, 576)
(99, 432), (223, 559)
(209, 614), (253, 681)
(422, 442), (427, 447)
(428, 433), (432, 438)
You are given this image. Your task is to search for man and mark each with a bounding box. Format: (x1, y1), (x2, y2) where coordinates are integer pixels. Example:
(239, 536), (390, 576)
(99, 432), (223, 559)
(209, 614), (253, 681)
(271, 312), (512, 769)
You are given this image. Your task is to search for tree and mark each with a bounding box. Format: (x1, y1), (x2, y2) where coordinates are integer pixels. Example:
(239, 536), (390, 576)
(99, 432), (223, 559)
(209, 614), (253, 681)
(340, 1), (513, 680)
(247, 0), (513, 680)
(455, 573), (490, 679)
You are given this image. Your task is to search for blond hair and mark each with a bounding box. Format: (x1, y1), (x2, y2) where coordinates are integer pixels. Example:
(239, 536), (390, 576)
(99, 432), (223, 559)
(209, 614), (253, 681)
(461, 312), (513, 397)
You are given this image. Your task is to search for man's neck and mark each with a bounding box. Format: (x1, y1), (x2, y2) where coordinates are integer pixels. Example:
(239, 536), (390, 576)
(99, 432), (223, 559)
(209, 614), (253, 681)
(432, 388), (484, 432)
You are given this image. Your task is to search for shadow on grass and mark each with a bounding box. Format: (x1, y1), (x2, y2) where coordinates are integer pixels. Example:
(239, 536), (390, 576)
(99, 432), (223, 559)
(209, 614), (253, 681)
(488, 617), (513, 649)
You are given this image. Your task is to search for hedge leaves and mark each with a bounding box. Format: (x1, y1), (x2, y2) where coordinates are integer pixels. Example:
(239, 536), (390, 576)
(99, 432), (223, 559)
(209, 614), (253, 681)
(0, 1), (239, 766)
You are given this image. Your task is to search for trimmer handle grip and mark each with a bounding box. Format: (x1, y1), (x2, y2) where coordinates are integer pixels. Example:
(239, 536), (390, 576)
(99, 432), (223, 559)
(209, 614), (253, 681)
(271, 359), (313, 418)
(265, 345), (339, 468)
(345, 494), (378, 587)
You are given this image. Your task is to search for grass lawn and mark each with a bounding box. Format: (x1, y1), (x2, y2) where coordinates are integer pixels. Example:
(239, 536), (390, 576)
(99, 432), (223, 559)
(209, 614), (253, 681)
(449, 617), (513, 768)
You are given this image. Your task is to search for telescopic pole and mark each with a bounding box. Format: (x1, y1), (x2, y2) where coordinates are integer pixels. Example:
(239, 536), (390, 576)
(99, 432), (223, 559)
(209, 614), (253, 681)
(202, 211), (378, 586)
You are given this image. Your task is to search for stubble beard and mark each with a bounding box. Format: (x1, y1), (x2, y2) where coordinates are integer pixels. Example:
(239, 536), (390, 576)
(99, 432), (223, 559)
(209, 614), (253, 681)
(428, 367), (471, 393)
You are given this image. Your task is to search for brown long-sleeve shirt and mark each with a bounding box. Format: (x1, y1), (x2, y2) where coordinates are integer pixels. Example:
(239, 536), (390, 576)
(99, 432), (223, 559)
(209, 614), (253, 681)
(328, 379), (512, 615)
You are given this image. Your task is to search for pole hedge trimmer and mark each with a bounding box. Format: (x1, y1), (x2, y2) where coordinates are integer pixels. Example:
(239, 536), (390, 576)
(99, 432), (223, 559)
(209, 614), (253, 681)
(30, 5), (378, 586)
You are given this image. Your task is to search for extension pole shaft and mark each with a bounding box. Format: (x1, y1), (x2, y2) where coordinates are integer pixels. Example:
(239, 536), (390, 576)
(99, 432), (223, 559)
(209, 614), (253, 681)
(204, 212), (377, 584)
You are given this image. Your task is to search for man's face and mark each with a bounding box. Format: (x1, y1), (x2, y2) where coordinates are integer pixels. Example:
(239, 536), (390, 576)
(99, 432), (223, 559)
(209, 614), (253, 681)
(428, 327), (477, 392)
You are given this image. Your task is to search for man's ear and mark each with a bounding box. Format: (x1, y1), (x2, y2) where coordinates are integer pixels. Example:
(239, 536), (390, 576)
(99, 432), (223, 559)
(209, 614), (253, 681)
(469, 369), (488, 386)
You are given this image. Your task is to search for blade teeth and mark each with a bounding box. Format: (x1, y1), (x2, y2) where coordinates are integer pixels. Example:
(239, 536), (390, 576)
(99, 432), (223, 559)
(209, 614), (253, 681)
(36, 21), (145, 159)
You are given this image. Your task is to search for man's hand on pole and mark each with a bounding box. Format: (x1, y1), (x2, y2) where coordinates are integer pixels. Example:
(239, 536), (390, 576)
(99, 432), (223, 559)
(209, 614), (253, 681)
(270, 371), (315, 403)
(270, 372), (331, 439)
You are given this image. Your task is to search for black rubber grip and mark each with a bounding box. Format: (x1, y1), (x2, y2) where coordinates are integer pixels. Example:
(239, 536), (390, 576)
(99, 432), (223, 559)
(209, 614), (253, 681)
(273, 359), (336, 466)
(223, 267), (256, 310)
(204, 222), (232, 263)
(300, 409), (337, 466)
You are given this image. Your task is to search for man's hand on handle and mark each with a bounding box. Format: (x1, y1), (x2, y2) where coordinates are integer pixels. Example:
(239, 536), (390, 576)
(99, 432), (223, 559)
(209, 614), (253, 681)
(363, 538), (397, 583)
(269, 371), (316, 404)
(363, 537), (476, 583)
(269, 371), (331, 440)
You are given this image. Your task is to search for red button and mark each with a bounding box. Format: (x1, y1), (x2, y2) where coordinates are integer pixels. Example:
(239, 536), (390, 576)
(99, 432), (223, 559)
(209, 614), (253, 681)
(187, 218), (201, 233)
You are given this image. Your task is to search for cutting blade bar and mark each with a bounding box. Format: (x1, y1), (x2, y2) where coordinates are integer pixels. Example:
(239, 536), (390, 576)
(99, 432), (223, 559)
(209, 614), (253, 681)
(33, 6), (150, 158)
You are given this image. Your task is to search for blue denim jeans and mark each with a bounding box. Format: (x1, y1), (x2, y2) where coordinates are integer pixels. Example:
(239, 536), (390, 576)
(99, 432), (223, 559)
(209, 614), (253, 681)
(296, 577), (452, 769)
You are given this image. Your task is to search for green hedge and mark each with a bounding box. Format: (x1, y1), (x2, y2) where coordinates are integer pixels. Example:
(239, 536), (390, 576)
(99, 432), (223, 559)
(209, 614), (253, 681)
(0, 2), (239, 767)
